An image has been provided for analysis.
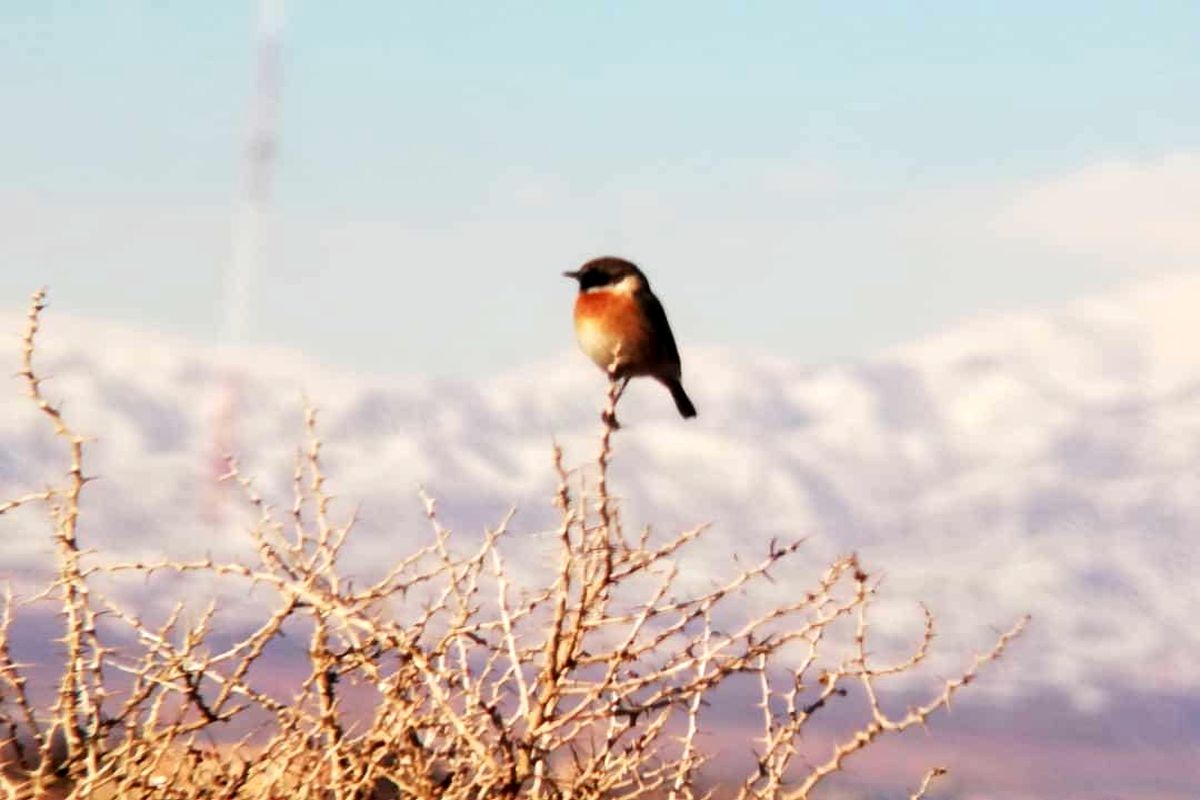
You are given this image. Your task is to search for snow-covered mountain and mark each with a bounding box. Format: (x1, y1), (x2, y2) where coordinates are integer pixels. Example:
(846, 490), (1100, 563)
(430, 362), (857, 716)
(2, 274), (1199, 709)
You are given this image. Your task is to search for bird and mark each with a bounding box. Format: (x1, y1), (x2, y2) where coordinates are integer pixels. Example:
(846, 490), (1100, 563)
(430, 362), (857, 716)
(563, 256), (697, 423)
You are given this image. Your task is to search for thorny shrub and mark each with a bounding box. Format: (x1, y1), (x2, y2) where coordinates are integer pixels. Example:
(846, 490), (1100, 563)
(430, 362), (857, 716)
(0, 291), (1026, 799)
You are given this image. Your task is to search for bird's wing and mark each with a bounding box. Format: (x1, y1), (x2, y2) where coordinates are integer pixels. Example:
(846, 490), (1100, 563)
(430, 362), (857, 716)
(638, 291), (683, 371)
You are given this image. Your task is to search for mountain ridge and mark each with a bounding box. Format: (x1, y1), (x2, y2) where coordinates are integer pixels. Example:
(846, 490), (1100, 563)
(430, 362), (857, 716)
(2, 273), (1198, 708)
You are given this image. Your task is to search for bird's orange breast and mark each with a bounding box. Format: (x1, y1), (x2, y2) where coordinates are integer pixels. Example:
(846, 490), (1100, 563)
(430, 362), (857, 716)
(573, 290), (651, 373)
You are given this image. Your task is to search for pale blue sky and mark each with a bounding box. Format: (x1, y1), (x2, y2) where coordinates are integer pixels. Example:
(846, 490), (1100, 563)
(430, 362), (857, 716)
(3, 2), (1198, 376)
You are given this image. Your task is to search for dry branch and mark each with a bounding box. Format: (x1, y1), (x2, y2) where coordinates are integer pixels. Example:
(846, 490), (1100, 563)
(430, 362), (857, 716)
(0, 291), (1028, 799)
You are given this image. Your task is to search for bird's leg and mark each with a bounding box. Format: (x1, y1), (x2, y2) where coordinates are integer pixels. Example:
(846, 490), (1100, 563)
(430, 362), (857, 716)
(614, 375), (631, 403)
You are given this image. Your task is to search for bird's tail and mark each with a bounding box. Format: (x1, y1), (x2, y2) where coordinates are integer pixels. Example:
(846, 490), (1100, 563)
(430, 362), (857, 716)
(661, 377), (697, 419)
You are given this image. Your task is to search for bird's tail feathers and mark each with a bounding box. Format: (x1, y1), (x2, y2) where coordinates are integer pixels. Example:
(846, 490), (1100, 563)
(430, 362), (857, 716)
(662, 377), (697, 419)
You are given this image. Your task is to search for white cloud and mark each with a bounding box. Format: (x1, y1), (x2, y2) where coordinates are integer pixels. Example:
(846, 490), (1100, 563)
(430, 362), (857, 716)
(994, 153), (1200, 268)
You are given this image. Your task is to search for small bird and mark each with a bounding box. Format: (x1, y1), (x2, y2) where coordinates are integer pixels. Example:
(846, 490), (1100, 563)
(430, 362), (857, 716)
(563, 256), (697, 421)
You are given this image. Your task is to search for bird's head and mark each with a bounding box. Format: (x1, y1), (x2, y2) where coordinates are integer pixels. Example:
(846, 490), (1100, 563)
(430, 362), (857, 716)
(563, 257), (648, 294)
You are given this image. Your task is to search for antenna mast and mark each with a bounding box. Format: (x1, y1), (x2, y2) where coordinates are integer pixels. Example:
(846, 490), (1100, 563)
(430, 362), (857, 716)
(225, 0), (284, 345)
(209, 0), (285, 517)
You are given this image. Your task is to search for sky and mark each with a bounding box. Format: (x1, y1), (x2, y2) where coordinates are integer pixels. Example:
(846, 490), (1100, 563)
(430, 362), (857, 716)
(2, 2), (1199, 378)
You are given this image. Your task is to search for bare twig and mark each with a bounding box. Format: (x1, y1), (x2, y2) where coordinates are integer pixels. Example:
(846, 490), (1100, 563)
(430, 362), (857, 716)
(0, 291), (1029, 799)
(909, 766), (948, 799)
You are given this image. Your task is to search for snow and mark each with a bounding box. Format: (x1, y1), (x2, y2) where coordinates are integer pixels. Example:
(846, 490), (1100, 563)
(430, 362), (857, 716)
(2, 273), (1199, 707)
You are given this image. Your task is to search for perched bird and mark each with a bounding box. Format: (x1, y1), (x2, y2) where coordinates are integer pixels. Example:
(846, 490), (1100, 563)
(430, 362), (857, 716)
(563, 256), (697, 421)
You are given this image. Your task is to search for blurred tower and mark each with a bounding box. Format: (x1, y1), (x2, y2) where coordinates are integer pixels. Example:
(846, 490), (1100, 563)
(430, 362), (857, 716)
(207, 0), (285, 520)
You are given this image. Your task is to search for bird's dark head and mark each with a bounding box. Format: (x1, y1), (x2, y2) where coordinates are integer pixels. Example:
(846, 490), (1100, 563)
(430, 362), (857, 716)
(563, 257), (648, 293)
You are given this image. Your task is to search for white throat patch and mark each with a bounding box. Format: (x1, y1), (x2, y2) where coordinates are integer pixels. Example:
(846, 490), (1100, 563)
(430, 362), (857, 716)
(584, 274), (643, 295)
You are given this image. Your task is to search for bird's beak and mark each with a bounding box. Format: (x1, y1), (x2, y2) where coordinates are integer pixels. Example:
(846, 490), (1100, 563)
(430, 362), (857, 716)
(562, 270), (580, 279)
